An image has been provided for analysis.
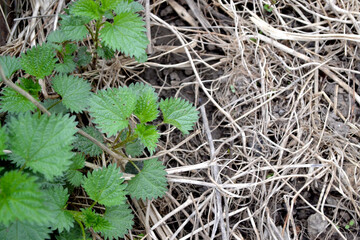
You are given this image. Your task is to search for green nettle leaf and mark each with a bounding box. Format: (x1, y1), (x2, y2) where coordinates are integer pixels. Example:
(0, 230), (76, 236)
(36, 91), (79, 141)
(0, 221), (52, 240)
(0, 171), (51, 226)
(0, 126), (7, 155)
(60, 15), (90, 41)
(55, 55), (77, 74)
(56, 224), (91, 240)
(125, 160), (143, 174)
(159, 98), (199, 134)
(70, 153), (86, 170)
(89, 86), (137, 136)
(76, 46), (92, 66)
(73, 126), (104, 156)
(83, 164), (127, 206)
(134, 124), (159, 154)
(20, 44), (57, 79)
(42, 99), (68, 114)
(47, 29), (70, 43)
(19, 78), (41, 95)
(0, 56), (21, 80)
(97, 45), (115, 60)
(114, 0), (144, 14)
(100, 11), (149, 61)
(52, 74), (92, 113)
(125, 138), (144, 157)
(0, 87), (37, 113)
(130, 83), (159, 123)
(65, 43), (78, 55)
(126, 158), (167, 200)
(70, 0), (101, 20)
(101, 204), (134, 239)
(8, 113), (77, 180)
(66, 154), (85, 186)
(44, 186), (74, 233)
(101, 0), (122, 11)
(81, 208), (111, 232)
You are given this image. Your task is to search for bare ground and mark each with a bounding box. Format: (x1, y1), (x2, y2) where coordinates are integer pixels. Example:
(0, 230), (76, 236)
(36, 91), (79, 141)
(1, 0), (360, 239)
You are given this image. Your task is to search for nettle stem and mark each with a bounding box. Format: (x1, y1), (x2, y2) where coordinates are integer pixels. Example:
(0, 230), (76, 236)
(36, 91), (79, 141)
(91, 19), (103, 68)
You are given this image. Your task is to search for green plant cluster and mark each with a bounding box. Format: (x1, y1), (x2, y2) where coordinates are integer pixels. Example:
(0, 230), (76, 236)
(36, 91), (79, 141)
(0, 0), (199, 239)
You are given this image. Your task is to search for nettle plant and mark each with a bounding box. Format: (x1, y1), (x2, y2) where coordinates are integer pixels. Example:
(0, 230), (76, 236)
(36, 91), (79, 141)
(0, 0), (198, 239)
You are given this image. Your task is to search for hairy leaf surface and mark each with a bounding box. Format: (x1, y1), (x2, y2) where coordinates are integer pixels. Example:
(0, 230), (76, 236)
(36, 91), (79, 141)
(20, 44), (56, 79)
(60, 15), (89, 41)
(81, 208), (111, 232)
(55, 55), (77, 74)
(159, 98), (199, 134)
(0, 221), (51, 240)
(114, 0), (143, 14)
(0, 171), (50, 226)
(8, 113), (77, 180)
(130, 83), (159, 123)
(134, 124), (159, 154)
(89, 87), (137, 136)
(52, 74), (92, 113)
(101, 0), (122, 11)
(70, 0), (101, 20)
(101, 204), (134, 239)
(44, 186), (74, 233)
(0, 126), (6, 155)
(73, 126), (103, 156)
(42, 99), (68, 114)
(47, 29), (70, 43)
(100, 11), (148, 60)
(83, 164), (127, 206)
(0, 56), (21, 80)
(126, 158), (167, 200)
(0, 87), (37, 113)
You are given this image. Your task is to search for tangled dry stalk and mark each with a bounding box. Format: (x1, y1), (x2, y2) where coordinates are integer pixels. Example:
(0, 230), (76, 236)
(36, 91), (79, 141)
(1, 0), (360, 239)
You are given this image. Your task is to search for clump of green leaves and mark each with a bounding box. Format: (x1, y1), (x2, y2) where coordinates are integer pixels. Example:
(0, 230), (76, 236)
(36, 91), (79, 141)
(48, 0), (149, 71)
(0, 2), (198, 239)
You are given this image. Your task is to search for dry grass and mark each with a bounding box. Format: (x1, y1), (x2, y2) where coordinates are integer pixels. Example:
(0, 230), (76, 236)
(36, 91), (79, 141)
(1, 0), (360, 239)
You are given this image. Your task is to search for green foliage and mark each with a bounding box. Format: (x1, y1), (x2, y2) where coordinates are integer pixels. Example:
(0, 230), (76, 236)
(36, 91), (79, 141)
(60, 15), (89, 41)
(76, 46), (92, 66)
(102, 204), (134, 239)
(52, 74), (92, 113)
(114, 1), (144, 14)
(0, 126), (7, 155)
(134, 124), (159, 154)
(81, 208), (111, 232)
(42, 99), (68, 114)
(130, 83), (159, 123)
(56, 224), (90, 240)
(70, 0), (101, 20)
(73, 126), (104, 156)
(55, 55), (77, 74)
(0, 171), (50, 226)
(0, 56), (21, 80)
(125, 138), (144, 157)
(7, 113), (77, 180)
(66, 154), (85, 186)
(0, 1), (200, 238)
(20, 44), (56, 79)
(47, 29), (69, 43)
(0, 221), (52, 240)
(160, 98), (199, 134)
(83, 164), (127, 206)
(126, 159), (167, 200)
(0, 78), (40, 113)
(44, 186), (74, 232)
(100, 11), (148, 60)
(89, 87), (137, 136)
